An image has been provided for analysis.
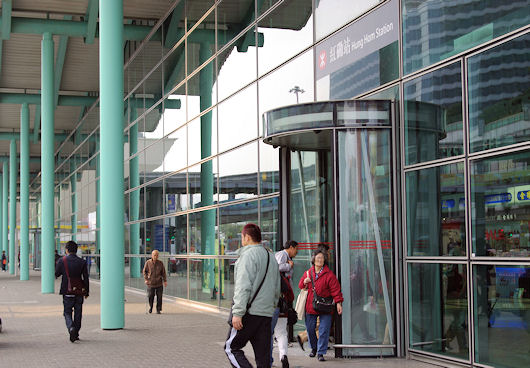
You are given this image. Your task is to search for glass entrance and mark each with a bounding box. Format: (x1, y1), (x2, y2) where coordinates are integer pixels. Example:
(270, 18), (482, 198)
(264, 100), (396, 357)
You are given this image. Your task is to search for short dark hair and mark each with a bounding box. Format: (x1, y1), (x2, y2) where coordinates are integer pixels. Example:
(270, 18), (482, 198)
(242, 223), (261, 243)
(317, 243), (329, 252)
(311, 249), (328, 265)
(283, 240), (298, 250)
(65, 241), (78, 254)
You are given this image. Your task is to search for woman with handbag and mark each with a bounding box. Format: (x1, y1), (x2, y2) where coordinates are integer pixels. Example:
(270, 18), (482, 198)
(298, 248), (343, 361)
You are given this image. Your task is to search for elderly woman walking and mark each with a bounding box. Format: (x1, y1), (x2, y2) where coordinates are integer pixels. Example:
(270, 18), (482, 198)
(298, 248), (343, 361)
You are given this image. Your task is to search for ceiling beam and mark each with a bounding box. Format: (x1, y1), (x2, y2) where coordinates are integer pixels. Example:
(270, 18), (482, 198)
(164, 0), (184, 49)
(1, 0), (12, 40)
(84, 0), (98, 44)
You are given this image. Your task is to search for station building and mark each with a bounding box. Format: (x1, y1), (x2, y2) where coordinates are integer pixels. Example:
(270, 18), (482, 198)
(0, 1), (528, 367)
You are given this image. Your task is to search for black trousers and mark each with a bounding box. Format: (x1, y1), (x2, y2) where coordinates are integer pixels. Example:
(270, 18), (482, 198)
(224, 314), (272, 368)
(63, 295), (84, 333)
(147, 286), (163, 312)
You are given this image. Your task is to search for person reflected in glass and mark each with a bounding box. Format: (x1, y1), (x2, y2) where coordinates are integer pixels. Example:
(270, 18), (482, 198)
(350, 255), (376, 342)
(445, 265), (467, 353)
(299, 249), (343, 361)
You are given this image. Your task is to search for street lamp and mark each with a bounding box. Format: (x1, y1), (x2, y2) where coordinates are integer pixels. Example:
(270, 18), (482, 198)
(289, 85), (305, 103)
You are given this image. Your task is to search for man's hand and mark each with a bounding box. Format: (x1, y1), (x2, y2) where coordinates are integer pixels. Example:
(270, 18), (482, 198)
(164, 281), (167, 287)
(232, 316), (243, 330)
(144, 280), (148, 285)
(85, 295), (89, 300)
(288, 260), (294, 268)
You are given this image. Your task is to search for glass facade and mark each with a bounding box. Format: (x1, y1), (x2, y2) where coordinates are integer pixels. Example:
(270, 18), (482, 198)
(25, 0), (529, 366)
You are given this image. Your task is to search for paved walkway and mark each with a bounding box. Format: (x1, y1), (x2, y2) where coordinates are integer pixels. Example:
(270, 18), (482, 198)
(0, 271), (438, 368)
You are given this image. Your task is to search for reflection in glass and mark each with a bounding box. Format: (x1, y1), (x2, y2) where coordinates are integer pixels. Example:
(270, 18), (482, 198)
(473, 264), (530, 368)
(257, 0), (313, 77)
(190, 258), (219, 306)
(408, 263), (469, 360)
(403, 0), (530, 74)
(145, 179), (164, 219)
(189, 210), (218, 256)
(164, 174), (187, 214)
(471, 151), (530, 257)
(219, 202), (258, 254)
(260, 197), (279, 252)
(221, 259), (236, 309)
(165, 215), (187, 254)
(218, 143), (258, 204)
(188, 158), (218, 210)
(145, 219), (165, 253)
(406, 163), (466, 257)
(188, 111), (218, 166)
(218, 84), (258, 153)
(258, 51), (314, 136)
(165, 257), (188, 299)
(404, 62), (463, 165)
(468, 34), (530, 153)
(338, 129), (393, 355)
(259, 141), (279, 195)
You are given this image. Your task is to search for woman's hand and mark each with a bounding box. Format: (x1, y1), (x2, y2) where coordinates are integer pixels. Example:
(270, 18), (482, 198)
(303, 277), (311, 285)
(336, 303), (342, 315)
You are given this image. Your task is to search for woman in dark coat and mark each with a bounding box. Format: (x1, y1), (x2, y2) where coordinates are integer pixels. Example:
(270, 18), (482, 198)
(299, 249), (343, 361)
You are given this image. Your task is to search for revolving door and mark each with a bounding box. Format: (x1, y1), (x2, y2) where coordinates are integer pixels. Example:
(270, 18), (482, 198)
(264, 100), (398, 357)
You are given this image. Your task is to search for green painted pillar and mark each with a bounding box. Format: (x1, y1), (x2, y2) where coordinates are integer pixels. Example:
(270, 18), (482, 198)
(70, 161), (77, 242)
(96, 139), (100, 270)
(41, 32), (55, 293)
(2, 162), (7, 261)
(129, 105), (140, 278)
(20, 103), (30, 280)
(55, 190), (61, 252)
(100, 0), (125, 329)
(199, 43), (216, 293)
(0, 171), (3, 256)
(9, 139), (16, 275)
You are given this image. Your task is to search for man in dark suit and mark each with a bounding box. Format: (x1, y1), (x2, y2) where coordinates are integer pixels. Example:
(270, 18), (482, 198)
(55, 241), (89, 342)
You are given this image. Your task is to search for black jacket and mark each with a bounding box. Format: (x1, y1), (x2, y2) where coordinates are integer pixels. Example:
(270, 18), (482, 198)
(55, 254), (89, 296)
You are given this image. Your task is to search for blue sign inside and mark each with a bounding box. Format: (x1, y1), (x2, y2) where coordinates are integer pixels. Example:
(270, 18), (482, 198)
(485, 193), (512, 204)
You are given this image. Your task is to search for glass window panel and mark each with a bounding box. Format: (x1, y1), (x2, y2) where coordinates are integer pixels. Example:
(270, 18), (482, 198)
(471, 150), (530, 258)
(163, 127), (187, 174)
(473, 264), (530, 368)
(187, 108), (218, 166)
(315, 0), (381, 41)
(190, 258), (219, 306)
(258, 50), (314, 137)
(127, 186), (145, 222)
(404, 62), (463, 165)
(259, 141), (279, 195)
(188, 57), (217, 122)
(403, 0), (530, 74)
(218, 84), (258, 153)
(218, 143), (258, 204)
(219, 201), (258, 254)
(406, 163), (466, 257)
(217, 0), (256, 52)
(165, 215), (187, 255)
(162, 5), (185, 56)
(260, 197), (279, 251)
(468, 34), (530, 153)
(217, 31), (258, 102)
(163, 41), (185, 96)
(187, 4), (215, 75)
(145, 179), (164, 219)
(166, 257), (188, 299)
(162, 83), (186, 137)
(257, 0), (313, 77)
(189, 210), (218, 256)
(188, 158), (218, 210)
(164, 172), (188, 214)
(220, 259), (236, 309)
(145, 219), (166, 253)
(139, 138), (165, 177)
(126, 255), (148, 288)
(408, 263), (469, 360)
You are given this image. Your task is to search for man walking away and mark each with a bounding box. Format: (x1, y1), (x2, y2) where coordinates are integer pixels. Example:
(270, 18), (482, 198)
(143, 250), (167, 314)
(55, 241), (89, 342)
(225, 223), (280, 368)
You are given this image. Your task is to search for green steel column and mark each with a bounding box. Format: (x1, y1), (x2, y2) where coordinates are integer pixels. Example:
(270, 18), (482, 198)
(100, 0), (125, 329)
(9, 139), (16, 275)
(0, 171), (3, 255)
(96, 141), (100, 265)
(41, 32), (55, 293)
(20, 103), (30, 280)
(2, 162), (7, 261)
(129, 106), (140, 278)
(199, 43), (216, 293)
(70, 161), (77, 242)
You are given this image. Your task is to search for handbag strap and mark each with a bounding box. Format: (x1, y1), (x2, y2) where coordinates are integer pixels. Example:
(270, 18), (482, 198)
(246, 247), (270, 310)
(310, 269), (321, 298)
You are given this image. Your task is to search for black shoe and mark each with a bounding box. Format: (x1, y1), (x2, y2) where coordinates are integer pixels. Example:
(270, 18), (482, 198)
(149, 307), (152, 314)
(69, 327), (77, 343)
(309, 349), (317, 357)
(156, 310), (161, 314)
(296, 335), (305, 351)
(318, 354), (326, 361)
(281, 355), (289, 368)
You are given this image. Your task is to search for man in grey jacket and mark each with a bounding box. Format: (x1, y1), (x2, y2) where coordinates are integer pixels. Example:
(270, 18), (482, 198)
(225, 223), (280, 368)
